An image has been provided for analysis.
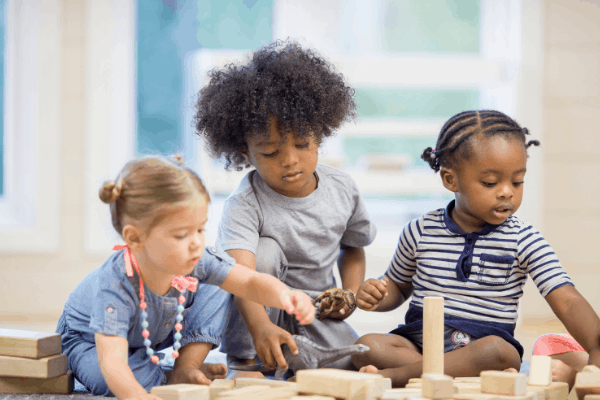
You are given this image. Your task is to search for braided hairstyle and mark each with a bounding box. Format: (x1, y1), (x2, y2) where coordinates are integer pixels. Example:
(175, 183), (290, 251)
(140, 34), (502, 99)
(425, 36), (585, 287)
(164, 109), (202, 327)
(99, 155), (210, 236)
(193, 39), (357, 171)
(421, 110), (540, 172)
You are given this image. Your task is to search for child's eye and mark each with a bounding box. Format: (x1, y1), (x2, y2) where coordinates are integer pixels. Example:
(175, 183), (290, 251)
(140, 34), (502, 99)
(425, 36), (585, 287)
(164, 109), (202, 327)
(482, 182), (496, 187)
(261, 151), (278, 158)
(198, 228), (205, 234)
(174, 234), (187, 239)
(296, 142), (310, 149)
(513, 181), (524, 187)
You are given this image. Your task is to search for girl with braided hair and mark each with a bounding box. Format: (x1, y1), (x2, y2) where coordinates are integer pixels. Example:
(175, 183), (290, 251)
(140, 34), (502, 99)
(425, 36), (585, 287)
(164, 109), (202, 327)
(56, 155), (314, 399)
(352, 110), (600, 387)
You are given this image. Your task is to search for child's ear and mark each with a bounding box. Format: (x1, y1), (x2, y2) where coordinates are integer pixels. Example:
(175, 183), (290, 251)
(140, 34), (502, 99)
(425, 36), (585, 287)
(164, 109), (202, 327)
(122, 224), (144, 251)
(440, 167), (459, 193)
(240, 148), (253, 166)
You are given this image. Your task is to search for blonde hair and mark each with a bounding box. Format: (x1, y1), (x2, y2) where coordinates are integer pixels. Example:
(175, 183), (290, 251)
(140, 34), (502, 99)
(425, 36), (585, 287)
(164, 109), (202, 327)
(99, 155), (210, 235)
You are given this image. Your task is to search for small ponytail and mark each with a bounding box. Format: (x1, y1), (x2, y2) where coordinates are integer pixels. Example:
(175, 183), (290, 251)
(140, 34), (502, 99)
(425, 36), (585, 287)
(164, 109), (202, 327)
(99, 181), (122, 204)
(421, 147), (440, 172)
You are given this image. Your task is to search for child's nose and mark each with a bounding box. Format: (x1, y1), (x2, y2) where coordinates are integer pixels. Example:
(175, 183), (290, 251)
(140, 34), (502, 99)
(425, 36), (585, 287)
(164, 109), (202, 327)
(280, 147), (299, 167)
(498, 183), (513, 198)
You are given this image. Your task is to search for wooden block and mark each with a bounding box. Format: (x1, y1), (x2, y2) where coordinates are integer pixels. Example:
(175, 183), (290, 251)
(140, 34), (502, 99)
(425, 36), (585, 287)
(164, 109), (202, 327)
(381, 388), (422, 400)
(235, 377), (297, 389)
(0, 370), (73, 394)
(575, 372), (600, 389)
(487, 394), (535, 400)
(407, 383), (424, 388)
(150, 384), (209, 400)
(547, 382), (569, 400)
(423, 297), (445, 375)
(452, 394), (495, 400)
(296, 369), (386, 399)
(453, 382), (482, 394)
(216, 385), (271, 399)
(480, 371), (527, 396)
(0, 329), (62, 359)
(290, 396), (336, 400)
(583, 366), (600, 374)
(209, 379), (235, 400)
(410, 379), (424, 384)
(527, 385), (548, 400)
(348, 382), (378, 400)
(0, 353), (67, 378)
(422, 374), (454, 399)
(242, 386), (298, 400)
(455, 378), (482, 383)
(584, 396), (600, 400)
(529, 356), (553, 386)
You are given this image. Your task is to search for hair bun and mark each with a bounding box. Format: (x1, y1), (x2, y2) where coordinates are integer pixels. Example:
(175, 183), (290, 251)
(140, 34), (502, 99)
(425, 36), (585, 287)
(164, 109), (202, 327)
(99, 181), (121, 204)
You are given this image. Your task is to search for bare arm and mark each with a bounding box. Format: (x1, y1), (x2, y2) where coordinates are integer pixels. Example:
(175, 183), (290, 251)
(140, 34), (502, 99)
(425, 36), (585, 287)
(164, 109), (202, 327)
(545, 285), (600, 365)
(219, 249), (299, 369)
(95, 333), (160, 400)
(338, 245), (366, 293)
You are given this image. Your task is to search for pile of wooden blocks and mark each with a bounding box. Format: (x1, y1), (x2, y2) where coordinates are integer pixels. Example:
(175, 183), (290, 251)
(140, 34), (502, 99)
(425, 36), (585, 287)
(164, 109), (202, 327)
(0, 328), (72, 394)
(150, 357), (569, 400)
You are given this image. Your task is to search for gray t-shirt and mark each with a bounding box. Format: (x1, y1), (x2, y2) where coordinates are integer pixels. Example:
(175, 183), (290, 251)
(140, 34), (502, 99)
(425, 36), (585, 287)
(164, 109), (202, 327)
(216, 164), (377, 293)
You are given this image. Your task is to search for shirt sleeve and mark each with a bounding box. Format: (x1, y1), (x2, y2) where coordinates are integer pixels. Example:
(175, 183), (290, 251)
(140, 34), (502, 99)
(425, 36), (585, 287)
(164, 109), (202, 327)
(88, 274), (137, 338)
(194, 247), (236, 286)
(340, 178), (377, 248)
(517, 221), (574, 297)
(386, 217), (422, 284)
(216, 194), (261, 254)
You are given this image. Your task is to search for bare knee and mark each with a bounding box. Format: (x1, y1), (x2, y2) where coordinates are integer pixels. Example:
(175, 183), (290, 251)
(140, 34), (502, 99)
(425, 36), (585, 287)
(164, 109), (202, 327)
(475, 336), (521, 371)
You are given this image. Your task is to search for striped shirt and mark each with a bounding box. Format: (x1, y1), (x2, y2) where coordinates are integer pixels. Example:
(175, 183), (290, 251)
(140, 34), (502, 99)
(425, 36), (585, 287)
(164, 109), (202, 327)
(387, 201), (573, 326)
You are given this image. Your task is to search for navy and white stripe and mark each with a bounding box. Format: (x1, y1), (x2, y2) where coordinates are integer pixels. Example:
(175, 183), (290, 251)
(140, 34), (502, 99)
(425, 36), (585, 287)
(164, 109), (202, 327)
(387, 201), (573, 325)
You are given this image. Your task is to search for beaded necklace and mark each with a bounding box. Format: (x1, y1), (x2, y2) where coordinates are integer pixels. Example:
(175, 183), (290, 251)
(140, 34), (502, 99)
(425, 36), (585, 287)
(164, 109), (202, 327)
(113, 245), (198, 366)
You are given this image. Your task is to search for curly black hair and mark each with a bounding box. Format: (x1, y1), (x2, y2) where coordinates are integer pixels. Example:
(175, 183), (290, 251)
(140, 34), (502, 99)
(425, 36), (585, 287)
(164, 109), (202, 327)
(421, 110), (540, 172)
(193, 39), (357, 171)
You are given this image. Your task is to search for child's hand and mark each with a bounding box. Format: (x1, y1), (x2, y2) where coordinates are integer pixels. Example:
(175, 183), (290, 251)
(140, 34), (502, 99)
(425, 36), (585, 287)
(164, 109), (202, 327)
(167, 363), (227, 386)
(280, 289), (315, 325)
(356, 277), (389, 311)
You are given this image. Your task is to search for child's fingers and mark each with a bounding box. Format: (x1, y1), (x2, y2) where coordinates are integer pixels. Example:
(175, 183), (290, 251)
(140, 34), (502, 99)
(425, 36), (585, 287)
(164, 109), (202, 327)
(282, 334), (299, 356)
(356, 298), (377, 311)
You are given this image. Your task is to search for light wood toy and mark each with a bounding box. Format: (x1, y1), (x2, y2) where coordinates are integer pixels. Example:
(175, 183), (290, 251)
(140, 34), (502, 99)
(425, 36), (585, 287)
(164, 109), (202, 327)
(453, 382), (481, 394)
(209, 379), (235, 400)
(0, 370), (73, 394)
(380, 388), (422, 400)
(0, 353), (67, 379)
(575, 370), (600, 400)
(150, 383), (209, 400)
(422, 374), (454, 399)
(423, 297), (445, 376)
(481, 371), (528, 396)
(216, 384), (292, 399)
(528, 356), (553, 386)
(296, 368), (390, 399)
(235, 377), (298, 389)
(0, 328), (62, 359)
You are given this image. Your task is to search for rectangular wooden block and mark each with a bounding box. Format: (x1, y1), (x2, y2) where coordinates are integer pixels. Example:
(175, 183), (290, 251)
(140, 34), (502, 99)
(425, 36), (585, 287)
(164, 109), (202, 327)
(527, 385), (548, 400)
(0, 353), (67, 378)
(150, 384), (209, 400)
(423, 374), (454, 399)
(455, 378), (482, 383)
(481, 371), (527, 396)
(529, 356), (553, 386)
(235, 377), (297, 389)
(0, 329), (62, 359)
(547, 382), (569, 400)
(209, 379), (235, 400)
(216, 385), (271, 399)
(0, 370), (73, 394)
(583, 366), (600, 374)
(452, 394), (495, 400)
(381, 388), (422, 400)
(296, 369), (386, 399)
(575, 372), (600, 389)
(487, 393), (535, 400)
(290, 396), (336, 400)
(453, 383), (482, 394)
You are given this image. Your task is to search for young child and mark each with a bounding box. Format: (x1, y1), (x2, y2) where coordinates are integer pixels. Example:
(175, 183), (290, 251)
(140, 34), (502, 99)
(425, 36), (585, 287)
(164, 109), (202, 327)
(193, 39), (377, 375)
(56, 155), (315, 399)
(351, 110), (600, 387)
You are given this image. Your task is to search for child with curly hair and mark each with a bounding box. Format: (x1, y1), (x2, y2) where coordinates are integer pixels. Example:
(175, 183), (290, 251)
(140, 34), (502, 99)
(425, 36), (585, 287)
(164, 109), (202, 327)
(193, 39), (377, 376)
(56, 155), (314, 399)
(351, 110), (600, 387)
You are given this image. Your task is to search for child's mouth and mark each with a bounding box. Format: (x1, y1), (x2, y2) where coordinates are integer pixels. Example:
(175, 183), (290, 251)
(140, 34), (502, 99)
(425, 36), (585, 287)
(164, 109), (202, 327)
(283, 172), (302, 182)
